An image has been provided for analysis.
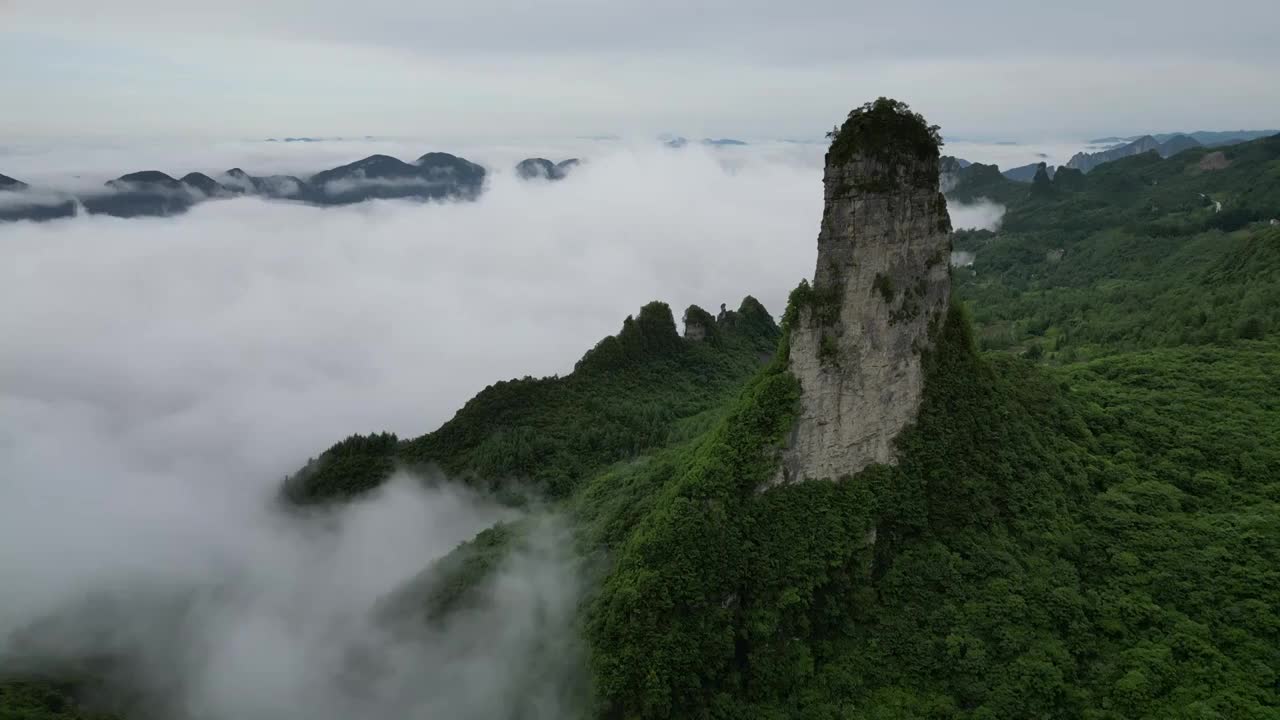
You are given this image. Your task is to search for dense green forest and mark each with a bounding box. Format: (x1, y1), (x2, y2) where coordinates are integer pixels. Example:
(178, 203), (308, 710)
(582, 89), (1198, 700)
(576, 307), (1279, 718)
(8, 133), (1279, 719)
(949, 133), (1280, 360)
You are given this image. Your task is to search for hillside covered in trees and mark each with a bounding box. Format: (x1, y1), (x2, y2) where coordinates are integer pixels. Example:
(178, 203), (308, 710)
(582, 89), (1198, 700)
(947, 132), (1280, 359)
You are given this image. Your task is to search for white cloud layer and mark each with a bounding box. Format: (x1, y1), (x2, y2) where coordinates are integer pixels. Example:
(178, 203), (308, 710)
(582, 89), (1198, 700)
(948, 199), (1005, 232)
(0, 468), (582, 719)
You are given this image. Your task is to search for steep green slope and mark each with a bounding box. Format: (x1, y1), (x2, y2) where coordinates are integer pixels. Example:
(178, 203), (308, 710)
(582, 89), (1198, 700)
(283, 297), (781, 503)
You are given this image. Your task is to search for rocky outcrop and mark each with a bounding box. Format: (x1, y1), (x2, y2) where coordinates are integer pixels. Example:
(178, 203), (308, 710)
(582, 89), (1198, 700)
(1003, 162), (1055, 183)
(1029, 162), (1055, 197)
(938, 156), (971, 192)
(777, 98), (951, 485)
(682, 305), (716, 341)
(1198, 152), (1230, 171)
(515, 158), (580, 181)
(516, 158), (553, 179)
(1051, 166), (1086, 191)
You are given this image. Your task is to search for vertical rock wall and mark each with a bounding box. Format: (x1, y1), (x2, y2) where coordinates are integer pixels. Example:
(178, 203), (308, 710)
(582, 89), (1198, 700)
(777, 102), (952, 484)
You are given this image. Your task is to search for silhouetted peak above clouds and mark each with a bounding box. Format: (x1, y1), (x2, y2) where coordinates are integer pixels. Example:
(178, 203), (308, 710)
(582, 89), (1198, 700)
(315, 154), (425, 181)
(0, 152), (491, 221)
(179, 172), (225, 197)
(515, 157), (580, 181)
(414, 152), (486, 186)
(309, 152), (486, 204)
(1, 172), (31, 190)
(109, 170), (183, 189)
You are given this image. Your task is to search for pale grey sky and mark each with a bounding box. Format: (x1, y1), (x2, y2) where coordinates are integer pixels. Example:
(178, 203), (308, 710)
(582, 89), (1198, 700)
(2, 0), (1278, 141)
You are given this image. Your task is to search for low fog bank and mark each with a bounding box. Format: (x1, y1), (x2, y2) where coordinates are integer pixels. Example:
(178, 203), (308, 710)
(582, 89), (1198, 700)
(0, 468), (582, 719)
(948, 199), (1005, 231)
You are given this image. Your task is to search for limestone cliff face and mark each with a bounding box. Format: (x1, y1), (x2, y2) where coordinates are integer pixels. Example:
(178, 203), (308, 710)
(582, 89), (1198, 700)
(682, 305), (715, 341)
(777, 101), (951, 484)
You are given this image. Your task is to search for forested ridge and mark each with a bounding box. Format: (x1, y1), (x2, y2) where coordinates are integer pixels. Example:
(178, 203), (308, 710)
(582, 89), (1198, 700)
(6, 131), (1279, 720)
(949, 132), (1280, 361)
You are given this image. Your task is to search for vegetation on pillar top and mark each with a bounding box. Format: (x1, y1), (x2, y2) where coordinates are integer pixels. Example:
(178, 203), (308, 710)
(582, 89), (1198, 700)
(825, 97), (942, 169)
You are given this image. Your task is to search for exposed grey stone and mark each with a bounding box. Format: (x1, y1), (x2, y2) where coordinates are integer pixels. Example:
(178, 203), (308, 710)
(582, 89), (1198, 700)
(775, 147), (951, 485)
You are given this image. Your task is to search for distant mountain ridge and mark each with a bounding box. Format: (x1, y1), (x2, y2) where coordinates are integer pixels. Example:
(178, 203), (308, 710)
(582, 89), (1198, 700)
(1066, 134), (1202, 173)
(1002, 162), (1055, 183)
(1089, 129), (1278, 147)
(0, 151), (487, 222)
(944, 132), (1280, 228)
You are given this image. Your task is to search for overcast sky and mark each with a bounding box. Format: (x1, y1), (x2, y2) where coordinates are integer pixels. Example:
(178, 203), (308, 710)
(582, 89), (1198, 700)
(3, 0), (1278, 142)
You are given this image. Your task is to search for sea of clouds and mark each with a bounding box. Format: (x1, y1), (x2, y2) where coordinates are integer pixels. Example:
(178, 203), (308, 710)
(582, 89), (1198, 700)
(0, 138), (1007, 719)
